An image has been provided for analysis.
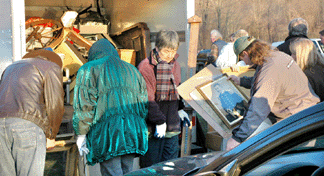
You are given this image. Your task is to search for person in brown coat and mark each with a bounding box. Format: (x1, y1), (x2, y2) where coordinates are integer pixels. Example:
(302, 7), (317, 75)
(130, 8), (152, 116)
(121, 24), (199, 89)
(0, 48), (64, 176)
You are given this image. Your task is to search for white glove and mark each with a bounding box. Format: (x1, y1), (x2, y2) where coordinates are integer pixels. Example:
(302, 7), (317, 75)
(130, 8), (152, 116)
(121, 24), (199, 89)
(178, 110), (191, 127)
(76, 135), (89, 156)
(154, 122), (166, 139)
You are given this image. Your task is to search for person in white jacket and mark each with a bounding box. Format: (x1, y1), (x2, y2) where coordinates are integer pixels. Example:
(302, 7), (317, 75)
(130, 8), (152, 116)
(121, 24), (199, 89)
(216, 29), (249, 68)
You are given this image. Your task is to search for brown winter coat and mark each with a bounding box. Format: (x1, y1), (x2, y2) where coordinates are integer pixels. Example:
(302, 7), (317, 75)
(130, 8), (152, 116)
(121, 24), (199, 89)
(0, 58), (64, 139)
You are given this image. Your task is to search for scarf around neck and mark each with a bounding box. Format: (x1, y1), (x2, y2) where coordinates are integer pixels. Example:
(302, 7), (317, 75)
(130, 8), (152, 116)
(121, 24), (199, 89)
(149, 48), (179, 101)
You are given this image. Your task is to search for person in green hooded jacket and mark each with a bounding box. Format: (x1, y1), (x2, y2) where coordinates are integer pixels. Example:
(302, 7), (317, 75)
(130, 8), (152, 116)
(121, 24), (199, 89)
(72, 39), (149, 176)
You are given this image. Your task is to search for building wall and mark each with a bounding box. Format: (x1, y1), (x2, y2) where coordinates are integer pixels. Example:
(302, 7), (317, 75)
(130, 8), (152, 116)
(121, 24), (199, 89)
(103, 0), (187, 34)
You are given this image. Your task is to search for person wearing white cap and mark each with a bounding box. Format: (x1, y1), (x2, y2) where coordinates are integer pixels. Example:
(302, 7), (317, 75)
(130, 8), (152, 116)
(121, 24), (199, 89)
(0, 47), (64, 175)
(226, 36), (320, 150)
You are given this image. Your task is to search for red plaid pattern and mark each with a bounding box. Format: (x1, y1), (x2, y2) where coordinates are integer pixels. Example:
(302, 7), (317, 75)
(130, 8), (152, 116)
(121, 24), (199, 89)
(150, 49), (179, 101)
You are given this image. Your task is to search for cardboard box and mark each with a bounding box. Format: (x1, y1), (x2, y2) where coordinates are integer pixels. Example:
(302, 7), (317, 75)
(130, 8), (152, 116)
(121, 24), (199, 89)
(79, 24), (108, 34)
(118, 49), (136, 66)
(205, 131), (223, 151)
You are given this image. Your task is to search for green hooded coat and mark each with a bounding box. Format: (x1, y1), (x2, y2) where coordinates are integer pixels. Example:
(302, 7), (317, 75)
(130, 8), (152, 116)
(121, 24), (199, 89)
(72, 39), (148, 165)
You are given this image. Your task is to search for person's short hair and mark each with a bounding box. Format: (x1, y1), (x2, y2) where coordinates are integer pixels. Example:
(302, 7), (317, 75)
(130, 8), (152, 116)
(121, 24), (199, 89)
(290, 38), (324, 70)
(288, 18), (308, 36)
(155, 29), (179, 50)
(211, 29), (223, 41)
(233, 29), (249, 42)
(319, 29), (324, 36)
(239, 39), (272, 65)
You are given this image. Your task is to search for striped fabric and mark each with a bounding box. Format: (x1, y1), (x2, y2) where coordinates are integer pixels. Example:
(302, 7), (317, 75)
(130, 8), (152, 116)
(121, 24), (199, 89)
(150, 48), (179, 101)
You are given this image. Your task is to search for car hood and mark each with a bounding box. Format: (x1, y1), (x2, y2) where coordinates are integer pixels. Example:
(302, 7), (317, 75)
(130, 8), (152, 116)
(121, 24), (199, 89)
(125, 151), (226, 176)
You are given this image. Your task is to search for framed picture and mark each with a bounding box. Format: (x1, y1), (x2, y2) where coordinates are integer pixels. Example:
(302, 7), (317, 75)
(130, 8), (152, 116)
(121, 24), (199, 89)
(196, 74), (249, 128)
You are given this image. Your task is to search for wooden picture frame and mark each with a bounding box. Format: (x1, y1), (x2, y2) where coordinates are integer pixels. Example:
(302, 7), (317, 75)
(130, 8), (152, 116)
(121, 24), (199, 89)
(196, 74), (249, 128)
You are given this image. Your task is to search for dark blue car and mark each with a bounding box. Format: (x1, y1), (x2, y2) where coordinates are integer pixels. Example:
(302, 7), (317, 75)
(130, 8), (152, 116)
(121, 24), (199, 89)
(126, 102), (324, 176)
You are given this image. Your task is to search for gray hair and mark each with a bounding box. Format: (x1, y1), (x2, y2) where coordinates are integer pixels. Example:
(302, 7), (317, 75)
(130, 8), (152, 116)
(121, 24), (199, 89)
(233, 29), (249, 42)
(155, 30), (179, 50)
(211, 29), (223, 40)
(288, 18), (308, 36)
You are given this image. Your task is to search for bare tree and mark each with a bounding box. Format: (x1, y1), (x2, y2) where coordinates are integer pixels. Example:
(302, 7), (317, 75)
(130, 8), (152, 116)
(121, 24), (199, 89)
(196, 0), (324, 50)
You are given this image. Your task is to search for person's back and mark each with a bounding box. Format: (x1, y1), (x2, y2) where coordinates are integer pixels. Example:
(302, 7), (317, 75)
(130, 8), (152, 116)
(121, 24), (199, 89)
(208, 29), (227, 66)
(277, 18), (309, 55)
(216, 29), (249, 67)
(290, 38), (324, 102)
(73, 39), (148, 168)
(0, 57), (64, 138)
(260, 51), (318, 118)
(0, 49), (64, 176)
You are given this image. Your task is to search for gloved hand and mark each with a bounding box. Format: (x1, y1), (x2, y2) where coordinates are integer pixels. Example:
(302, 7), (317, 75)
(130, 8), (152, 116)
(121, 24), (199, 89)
(178, 110), (191, 127)
(154, 122), (166, 139)
(46, 138), (56, 149)
(76, 135), (89, 156)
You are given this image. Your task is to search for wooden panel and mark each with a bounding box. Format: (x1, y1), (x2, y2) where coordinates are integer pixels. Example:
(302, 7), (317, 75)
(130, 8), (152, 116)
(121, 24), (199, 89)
(111, 22), (151, 67)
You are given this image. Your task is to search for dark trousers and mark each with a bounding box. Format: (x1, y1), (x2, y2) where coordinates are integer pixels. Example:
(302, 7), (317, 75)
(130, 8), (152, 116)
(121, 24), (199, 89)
(140, 135), (179, 168)
(100, 154), (135, 176)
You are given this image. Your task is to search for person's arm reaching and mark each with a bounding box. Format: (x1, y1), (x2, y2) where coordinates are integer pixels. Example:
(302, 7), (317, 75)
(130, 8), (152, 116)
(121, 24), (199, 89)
(232, 63), (280, 142)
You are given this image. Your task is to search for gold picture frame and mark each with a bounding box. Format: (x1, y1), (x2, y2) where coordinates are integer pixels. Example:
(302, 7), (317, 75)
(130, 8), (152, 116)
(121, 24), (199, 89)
(196, 74), (249, 128)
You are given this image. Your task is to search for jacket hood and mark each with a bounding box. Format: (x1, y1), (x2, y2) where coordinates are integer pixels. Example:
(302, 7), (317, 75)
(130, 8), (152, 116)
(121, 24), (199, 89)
(87, 39), (120, 62)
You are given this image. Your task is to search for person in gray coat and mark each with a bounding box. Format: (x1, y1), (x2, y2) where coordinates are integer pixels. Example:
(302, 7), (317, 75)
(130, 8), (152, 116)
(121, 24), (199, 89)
(226, 36), (320, 150)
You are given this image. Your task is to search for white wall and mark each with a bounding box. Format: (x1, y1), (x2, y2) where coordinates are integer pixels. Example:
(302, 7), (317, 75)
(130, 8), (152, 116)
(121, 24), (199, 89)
(104, 0), (193, 81)
(0, 0), (25, 76)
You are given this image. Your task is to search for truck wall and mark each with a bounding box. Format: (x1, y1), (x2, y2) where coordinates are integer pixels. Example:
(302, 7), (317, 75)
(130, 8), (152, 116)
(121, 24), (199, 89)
(24, 0), (191, 81)
(104, 0), (189, 81)
(0, 0), (25, 76)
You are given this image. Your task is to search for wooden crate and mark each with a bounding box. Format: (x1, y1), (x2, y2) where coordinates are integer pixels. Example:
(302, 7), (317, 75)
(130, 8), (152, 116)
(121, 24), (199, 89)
(111, 22), (151, 67)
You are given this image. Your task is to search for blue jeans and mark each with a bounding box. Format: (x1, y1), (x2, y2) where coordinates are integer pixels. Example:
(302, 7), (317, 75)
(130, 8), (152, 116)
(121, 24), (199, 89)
(99, 154), (135, 176)
(0, 118), (46, 176)
(140, 135), (179, 168)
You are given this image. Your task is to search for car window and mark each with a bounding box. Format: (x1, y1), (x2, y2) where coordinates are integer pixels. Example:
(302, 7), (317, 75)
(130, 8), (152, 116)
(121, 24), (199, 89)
(288, 135), (324, 152)
(317, 40), (324, 54)
(243, 135), (324, 176)
(312, 40), (323, 54)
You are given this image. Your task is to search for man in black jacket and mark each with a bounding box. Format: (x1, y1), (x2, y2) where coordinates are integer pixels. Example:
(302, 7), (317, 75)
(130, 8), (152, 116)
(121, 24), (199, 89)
(276, 18), (309, 55)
